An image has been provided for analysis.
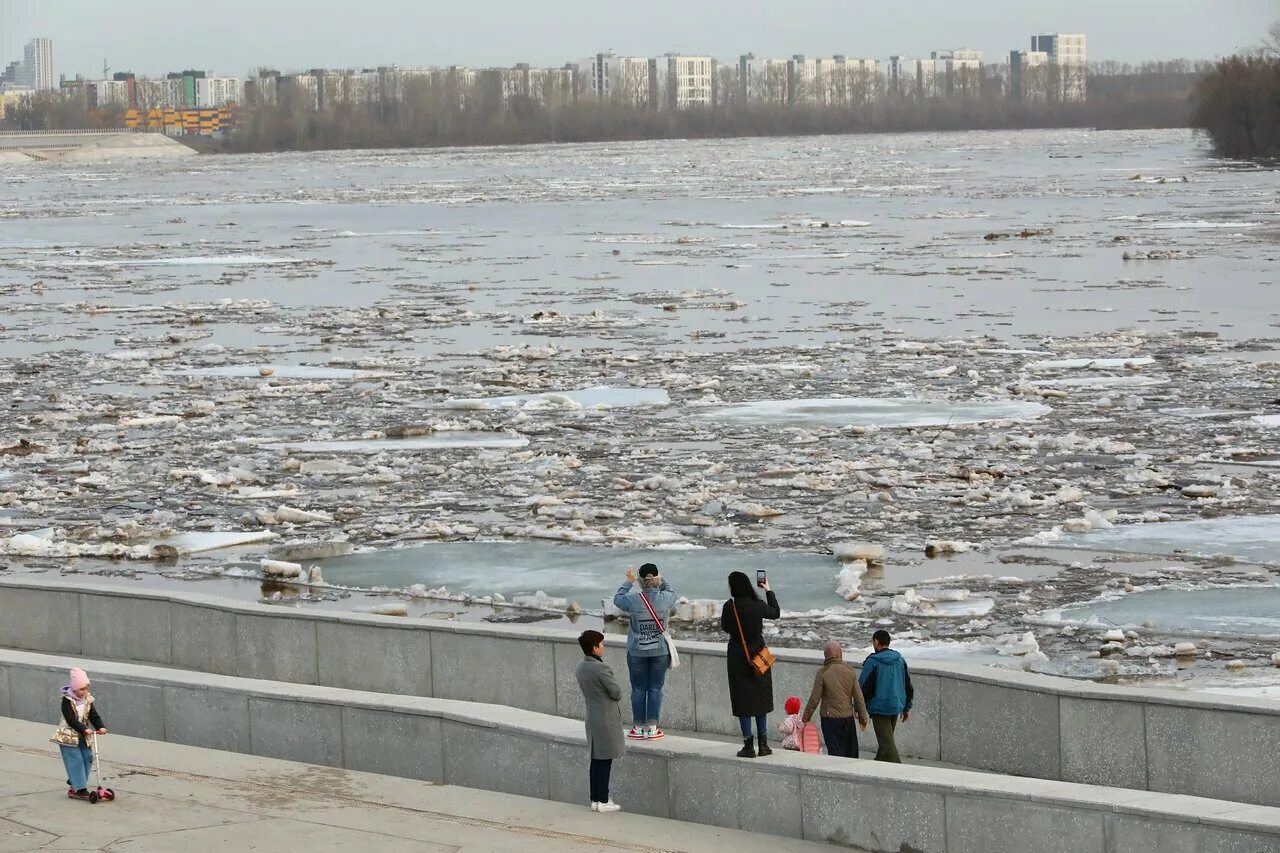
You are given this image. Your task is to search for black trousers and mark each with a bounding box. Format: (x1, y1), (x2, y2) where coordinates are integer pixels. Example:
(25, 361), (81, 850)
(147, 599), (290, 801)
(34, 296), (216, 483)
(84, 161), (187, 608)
(589, 758), (613, 803)
(821, 716), (859, 758)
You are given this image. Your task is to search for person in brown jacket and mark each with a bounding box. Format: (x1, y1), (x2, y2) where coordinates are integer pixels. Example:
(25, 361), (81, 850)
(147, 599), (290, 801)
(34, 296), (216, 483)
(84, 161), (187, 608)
(801, 640), (869, 758)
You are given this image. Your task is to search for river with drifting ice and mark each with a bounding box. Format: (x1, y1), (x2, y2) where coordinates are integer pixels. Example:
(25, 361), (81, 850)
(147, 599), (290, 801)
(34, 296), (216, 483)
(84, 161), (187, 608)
(2, 128), (1280, 695)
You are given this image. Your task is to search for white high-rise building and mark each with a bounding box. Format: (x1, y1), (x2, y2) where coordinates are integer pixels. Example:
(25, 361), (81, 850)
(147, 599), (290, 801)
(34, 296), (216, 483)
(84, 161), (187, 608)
(824, 56), (879, 105)
(1031, 33), (1087, 101)
(21, 38), (54, 91)
(886, 56), (934, 98)
(93, 79), (132, 108)
(589, 52), (650, 107)
(738, 54), (789, 105)
(650, 54), (713, 110)
(930, 49), (983, 98)
(788, 55), (821, 105)
(195, 76), (243, 108)
(1010, 50), (1050, 101)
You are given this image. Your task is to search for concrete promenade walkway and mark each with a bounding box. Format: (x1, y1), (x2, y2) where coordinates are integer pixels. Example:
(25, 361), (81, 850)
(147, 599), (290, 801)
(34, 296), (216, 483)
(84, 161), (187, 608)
(0, 717), (852, 852)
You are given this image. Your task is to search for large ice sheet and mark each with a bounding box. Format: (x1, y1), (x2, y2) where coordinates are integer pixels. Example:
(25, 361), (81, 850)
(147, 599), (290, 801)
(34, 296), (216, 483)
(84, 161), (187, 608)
(180, 365), (393, 380)
(313, 540), (846, 609)
(1026, 357), (1154, 371)
(695, 397), (1050, 428)
(265, 433), (528, 453)
(149, 530), (278, 555)
(442, 386), (669, 410)
(1055, 586), (1280, 638)
(1061, 515), (1280, 563)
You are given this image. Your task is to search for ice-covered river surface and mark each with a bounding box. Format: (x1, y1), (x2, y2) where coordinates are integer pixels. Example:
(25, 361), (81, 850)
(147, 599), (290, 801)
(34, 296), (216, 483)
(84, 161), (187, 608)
(3, 128), (1280, 693)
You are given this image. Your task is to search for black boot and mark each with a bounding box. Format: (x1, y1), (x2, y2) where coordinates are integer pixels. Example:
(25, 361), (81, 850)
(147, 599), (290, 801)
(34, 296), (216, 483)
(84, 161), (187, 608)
(757, 735), (772, 757)
(736, 737), (756, 758)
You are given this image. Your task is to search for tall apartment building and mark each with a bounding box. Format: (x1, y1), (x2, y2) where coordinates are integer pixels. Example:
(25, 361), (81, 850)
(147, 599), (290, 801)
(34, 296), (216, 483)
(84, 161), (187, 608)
(589, 52), (650, 107)
(135, 77), (184, 109)
(1010, 50), (1050, 101)
(930, 49), (983, 98)
(787, 55), (821, 105)
(21, 38), (55, 91)
(195, 76), (243, 108)
(738, 54), (789, 105)
(886, 56), (934, 98)
(650, 54), (714, 110)
(823, 56), (878, 106)
(1031, 33), (1087, 101)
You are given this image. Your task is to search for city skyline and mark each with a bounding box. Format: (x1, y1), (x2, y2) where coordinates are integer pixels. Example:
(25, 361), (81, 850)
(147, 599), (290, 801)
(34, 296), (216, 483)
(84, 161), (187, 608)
(1, 0), (1275, 80)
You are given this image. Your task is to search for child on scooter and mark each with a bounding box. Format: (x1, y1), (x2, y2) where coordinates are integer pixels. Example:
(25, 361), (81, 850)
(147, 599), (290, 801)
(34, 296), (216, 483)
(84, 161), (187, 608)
(51, 667), (107, 802)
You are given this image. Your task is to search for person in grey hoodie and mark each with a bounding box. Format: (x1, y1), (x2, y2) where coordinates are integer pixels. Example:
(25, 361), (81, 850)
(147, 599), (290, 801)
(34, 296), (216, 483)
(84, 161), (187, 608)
(612, 562), (677, 739)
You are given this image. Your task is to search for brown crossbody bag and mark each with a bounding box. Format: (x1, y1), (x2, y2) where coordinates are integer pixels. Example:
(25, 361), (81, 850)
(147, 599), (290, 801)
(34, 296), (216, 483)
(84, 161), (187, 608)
(731, 599), (777, 677)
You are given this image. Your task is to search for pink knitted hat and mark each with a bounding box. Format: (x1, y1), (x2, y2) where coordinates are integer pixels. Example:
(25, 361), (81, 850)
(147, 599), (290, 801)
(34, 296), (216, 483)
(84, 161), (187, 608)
(69, 668), (89, 690)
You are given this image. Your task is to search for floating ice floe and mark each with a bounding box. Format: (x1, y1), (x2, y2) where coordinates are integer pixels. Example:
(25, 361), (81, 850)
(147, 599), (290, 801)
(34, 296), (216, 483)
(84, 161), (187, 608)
(1055, 515), (1280, 563)
(179, 365), (394, 380)
(891, 588), (995, 618)
(42, 254), (308, 267)
(150, 530), (279, 556)
(1028, 375), (1165, 389)
(1253, 415), (1280, 428)
(1026, 357), (1154, 371)
(264, 433), (529, 453)
(442, 386), (669, 410)
(695, 397), (1050, 428)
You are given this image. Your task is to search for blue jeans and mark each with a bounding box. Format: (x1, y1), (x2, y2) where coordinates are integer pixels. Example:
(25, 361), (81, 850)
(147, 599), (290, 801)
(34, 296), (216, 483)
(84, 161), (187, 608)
(59, 742), (94, 791)
(627, 654), (669, 726)
(738, 714), (768, 738)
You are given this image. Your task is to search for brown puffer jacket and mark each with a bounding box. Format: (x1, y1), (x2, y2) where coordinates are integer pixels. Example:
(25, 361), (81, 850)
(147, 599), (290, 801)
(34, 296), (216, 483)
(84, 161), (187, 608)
(802, 659), (869, 725)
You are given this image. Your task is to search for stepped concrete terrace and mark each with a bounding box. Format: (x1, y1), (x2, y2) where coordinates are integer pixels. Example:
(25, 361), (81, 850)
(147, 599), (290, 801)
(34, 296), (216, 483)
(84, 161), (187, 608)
(0, 717), (838, 852)
(2, 576), (1278, 807)
(3, 649), (1280, 852)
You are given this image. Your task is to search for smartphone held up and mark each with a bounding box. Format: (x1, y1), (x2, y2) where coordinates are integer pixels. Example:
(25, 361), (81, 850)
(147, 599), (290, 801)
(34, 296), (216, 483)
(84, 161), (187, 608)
(756, 569), (767, 588)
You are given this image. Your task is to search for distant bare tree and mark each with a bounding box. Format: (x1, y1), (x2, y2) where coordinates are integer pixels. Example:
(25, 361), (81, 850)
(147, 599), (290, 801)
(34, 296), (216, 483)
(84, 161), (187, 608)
(1263, 20), (1280, 57)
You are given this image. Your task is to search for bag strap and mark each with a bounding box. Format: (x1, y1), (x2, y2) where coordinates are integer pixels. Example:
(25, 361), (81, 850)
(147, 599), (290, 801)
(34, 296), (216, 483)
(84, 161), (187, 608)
(638, 589), (665, 633)
(730, 600), (753, 663)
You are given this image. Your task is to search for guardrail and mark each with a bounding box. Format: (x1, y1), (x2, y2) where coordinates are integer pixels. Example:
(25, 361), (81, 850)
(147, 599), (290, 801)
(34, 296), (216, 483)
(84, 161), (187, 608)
(3, 647), (1277, 853)
(1, 576), (1277, 808)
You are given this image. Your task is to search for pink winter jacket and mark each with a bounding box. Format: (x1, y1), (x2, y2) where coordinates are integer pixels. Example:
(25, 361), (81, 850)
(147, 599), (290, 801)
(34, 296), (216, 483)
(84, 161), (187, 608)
(777, 713), (804, 750)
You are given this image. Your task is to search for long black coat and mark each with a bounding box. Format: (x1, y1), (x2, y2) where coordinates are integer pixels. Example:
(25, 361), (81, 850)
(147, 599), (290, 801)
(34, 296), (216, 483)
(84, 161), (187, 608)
(721, 591), (781, 717)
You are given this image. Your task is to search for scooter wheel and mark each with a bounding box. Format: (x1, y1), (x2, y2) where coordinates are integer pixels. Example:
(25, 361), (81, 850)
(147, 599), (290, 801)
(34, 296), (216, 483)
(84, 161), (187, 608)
(100, 788), (115, 801)
(88, 791), (99, 804)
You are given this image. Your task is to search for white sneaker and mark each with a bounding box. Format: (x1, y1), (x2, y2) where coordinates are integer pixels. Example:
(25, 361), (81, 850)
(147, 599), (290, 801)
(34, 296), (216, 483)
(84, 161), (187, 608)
(644, 725), (665, 740)
(590, 802), (599, 812)
(625, 726), (646, 739)
(596, 801), (622, 813)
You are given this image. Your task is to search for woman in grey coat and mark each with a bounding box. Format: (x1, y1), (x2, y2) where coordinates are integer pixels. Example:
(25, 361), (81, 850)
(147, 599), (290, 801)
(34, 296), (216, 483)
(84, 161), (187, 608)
(575, 629), (626, 812)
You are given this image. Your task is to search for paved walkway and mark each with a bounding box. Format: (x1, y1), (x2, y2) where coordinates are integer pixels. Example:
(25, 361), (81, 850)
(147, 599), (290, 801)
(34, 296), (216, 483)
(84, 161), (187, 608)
(0, 718), (850, 852)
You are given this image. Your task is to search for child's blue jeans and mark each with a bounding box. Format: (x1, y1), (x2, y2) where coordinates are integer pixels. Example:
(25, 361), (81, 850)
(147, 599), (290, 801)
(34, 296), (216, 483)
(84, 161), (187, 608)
(59, 741), (94, 791)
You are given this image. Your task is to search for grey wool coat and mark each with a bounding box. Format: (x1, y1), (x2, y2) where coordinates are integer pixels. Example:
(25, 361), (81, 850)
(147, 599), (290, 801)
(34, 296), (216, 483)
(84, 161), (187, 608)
(575, 655), (626, 760)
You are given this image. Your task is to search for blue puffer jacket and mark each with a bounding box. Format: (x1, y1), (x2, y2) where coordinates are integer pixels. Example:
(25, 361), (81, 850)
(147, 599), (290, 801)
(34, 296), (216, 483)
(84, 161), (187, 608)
(613, 580), (677, 658)
(859, 648), (914, 717)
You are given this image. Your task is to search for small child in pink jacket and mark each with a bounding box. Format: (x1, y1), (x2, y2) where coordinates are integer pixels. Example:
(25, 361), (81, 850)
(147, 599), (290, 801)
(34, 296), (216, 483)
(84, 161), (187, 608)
(778, 696), (804, 750)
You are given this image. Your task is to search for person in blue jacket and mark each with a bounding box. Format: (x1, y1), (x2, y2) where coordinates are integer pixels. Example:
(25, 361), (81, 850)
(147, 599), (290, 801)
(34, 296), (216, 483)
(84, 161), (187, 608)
(612, 563), (678, 739)
(859, 629), (913, 762)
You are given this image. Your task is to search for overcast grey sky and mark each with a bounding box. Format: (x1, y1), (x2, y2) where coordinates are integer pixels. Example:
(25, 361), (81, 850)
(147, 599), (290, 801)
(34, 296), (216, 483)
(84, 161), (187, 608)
(2, 0), (1276, 79)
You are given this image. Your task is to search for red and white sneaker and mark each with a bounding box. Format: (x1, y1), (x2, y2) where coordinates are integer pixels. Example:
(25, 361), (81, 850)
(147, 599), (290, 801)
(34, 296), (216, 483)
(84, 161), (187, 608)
(625, 726), (646, 739)
(644, 725), (665, 740)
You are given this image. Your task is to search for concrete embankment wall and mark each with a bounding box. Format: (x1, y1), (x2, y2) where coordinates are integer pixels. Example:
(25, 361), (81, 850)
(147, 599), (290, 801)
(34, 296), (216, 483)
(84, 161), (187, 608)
(2, 577), (1278, 808)
(2, 647), (1278, 853)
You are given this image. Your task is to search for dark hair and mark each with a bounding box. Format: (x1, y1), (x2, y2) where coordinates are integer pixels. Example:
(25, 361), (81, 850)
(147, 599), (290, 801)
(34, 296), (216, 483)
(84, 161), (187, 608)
(872, 629), (892, 647)
(727, 571), (758, 600)
(578, 630), (605, 655)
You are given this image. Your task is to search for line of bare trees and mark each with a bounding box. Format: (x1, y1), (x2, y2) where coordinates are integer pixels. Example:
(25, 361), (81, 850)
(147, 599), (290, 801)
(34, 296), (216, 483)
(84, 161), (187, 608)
(0, 92), (123, 131)
(221, 61), (1204, 153)
(1190, 22), (1280, 159)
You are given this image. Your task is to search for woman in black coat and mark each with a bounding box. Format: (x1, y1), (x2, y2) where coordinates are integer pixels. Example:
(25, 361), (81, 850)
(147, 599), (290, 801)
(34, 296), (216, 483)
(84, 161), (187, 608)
(721, 570), (781, 758)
